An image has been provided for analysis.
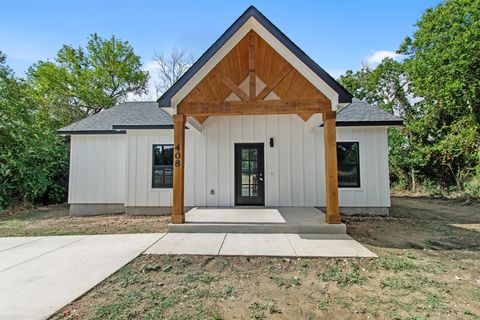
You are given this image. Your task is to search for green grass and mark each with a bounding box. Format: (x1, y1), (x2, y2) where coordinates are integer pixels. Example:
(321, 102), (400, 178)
(318, 263), (367, 287)
(249, 300), (281, 319)
(269, 275), (301, 288)
(377, 254), (420, 272)
(181, 272), (215, 285)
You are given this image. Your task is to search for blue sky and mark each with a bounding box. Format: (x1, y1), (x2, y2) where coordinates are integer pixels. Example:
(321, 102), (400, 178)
(2, 0), (442, 92)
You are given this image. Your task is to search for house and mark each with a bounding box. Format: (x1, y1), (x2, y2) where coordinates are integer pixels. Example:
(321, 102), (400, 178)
(58, 6), (402, 224)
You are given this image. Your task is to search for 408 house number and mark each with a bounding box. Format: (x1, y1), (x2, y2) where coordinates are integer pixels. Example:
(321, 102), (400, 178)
(174, 144), (182, 167)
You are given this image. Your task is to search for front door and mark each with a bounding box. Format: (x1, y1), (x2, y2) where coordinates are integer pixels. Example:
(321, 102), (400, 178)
(235, 143), (265, 206)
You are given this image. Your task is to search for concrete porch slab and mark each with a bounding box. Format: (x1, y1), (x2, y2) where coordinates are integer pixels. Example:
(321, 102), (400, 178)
(168, 207), (347, 234)
(186, 207), (286, 223)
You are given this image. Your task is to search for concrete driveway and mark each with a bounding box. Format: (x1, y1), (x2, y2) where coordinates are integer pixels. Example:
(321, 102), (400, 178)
(0, 234), (163, 320)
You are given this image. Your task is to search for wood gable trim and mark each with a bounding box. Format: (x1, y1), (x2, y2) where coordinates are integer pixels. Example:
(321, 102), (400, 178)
(157, 6), (352, 110)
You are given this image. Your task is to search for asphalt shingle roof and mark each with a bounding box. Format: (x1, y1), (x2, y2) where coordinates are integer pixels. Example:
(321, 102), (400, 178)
(336, 98), (403, 126)
(57, 102), (173, 134)
(57, 99), (402, 135)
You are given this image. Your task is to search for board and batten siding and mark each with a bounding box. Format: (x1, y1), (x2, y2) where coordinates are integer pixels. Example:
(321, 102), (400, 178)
(120, 115), (390, 208)
(68, 135), (126, 204)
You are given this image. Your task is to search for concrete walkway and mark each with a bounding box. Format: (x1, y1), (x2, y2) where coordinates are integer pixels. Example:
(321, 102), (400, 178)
(0, 234), (163, 320)
(145, 233), (376, 257)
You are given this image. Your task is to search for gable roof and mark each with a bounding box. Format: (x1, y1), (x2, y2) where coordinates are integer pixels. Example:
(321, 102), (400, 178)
(157, 5), (352, 108)
(57, 99), (402, 135)
(57, 102), (173, 135)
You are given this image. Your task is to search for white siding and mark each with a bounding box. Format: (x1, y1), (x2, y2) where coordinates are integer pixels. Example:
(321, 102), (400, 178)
(193, 116), (390, 208)
(69, 135), (126, 204)
(69, 118), (391, 209)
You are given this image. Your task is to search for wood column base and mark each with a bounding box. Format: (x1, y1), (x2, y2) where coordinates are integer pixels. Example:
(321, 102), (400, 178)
(326, 212), (341, 224)
(171, 214), (185, 224)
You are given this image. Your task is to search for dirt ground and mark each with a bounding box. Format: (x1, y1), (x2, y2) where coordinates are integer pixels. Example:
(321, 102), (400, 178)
(48, 196), (480, 320)
(0, 205), (169, 236)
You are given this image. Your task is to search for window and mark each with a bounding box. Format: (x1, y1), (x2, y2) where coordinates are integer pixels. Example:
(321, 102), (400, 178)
(152, 144), (173, 188)
(337, 142), (360, 188)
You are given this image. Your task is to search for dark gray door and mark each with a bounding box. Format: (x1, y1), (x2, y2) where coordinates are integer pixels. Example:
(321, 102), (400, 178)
(235, 143), (265, 206)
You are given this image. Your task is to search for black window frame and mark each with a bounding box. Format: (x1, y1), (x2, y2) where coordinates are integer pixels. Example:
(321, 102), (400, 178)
(152, 144), (174, 189)
(336, 141), (361, 188)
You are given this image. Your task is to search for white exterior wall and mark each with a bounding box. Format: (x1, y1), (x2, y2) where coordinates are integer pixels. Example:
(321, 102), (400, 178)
(68, 135), (126, 204)
(120, 115), (390, 208)
(68, 116), (390, 209)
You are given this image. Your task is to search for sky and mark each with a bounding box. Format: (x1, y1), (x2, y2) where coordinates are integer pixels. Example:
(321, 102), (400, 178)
(1, 0), (442, 97)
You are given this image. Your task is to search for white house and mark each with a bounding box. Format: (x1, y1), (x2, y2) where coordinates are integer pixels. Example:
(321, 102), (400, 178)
(58, 6), (402, 223)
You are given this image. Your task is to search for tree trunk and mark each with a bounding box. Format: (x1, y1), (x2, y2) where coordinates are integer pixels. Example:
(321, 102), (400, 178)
(411, 167), (416, 193)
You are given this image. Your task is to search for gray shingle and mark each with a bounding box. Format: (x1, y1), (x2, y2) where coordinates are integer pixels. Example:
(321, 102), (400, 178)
(335, 98), (403, 126)
(57, 102), (173, 134)
(58, 99), (402, 135)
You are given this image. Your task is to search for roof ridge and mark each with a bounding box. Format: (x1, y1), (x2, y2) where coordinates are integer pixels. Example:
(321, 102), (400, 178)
(157, 6), (352, 108)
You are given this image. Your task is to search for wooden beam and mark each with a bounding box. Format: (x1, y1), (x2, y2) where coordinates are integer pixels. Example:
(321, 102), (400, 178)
(213, 70), (249, 101)
(194, 116), (208, 123)
(178, 100), (329, 116)
(249, 31), (256, 100)
(172, 114), (186, 224)
(323, 111), (341, 224)
(298, 113), (314, 121)
(256, 64), (293, 100)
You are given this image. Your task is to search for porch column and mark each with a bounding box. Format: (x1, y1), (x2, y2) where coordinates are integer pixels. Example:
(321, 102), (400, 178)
(323, 111), (341, 224)
(172, 114), (186, 224)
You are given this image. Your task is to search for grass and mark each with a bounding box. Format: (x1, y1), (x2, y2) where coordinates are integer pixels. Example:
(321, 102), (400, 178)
(0, 205), (169, 236)
(318, 263), (367, 287)
(32, 196), (480, 319)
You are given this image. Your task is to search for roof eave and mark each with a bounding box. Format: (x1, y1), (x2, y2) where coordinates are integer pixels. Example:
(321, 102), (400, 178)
(56, 130), (127, 136)
(320, 120), (404, 127)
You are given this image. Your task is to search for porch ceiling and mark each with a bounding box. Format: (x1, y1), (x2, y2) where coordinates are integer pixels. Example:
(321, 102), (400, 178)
(178, 31), (331, 123)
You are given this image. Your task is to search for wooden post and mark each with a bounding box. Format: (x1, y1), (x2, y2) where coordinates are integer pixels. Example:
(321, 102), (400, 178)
(172, 114), (186, 224)
(323, 111), (341, 224)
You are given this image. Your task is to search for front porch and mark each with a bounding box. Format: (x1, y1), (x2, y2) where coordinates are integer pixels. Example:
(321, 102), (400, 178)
(168, 29), (345, 226)
(168, 207), (346, 234)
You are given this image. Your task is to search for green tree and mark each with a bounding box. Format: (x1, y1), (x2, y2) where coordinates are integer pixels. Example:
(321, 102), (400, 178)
(28, 33), (149, 123)
(339, 59), (424, 191)
(399, 0), (480, 190)
(0, 52), (68, 209)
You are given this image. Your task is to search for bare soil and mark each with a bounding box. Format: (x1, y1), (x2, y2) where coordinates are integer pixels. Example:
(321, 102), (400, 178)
(49, 197), (480, 320)
(0, 205), (169, 236)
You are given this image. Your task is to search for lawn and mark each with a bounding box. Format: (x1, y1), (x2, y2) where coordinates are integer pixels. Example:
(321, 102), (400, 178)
(4, 197), (480, 319)
(0, 205), (169, 236)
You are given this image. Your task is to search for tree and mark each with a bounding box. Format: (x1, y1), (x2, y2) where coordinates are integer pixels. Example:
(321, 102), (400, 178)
(28, 33), (149, 122)
(399, 0), (480, 190)
(0, 52), (68, 209)
(339, 59), (424, 191)
(152, 48), (194, 98)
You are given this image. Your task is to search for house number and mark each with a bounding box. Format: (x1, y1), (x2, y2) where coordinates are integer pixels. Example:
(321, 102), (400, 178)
(174, 144), (181, 167)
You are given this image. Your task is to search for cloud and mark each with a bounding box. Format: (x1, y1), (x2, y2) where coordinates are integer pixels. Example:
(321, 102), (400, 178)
(365, 50), (400, 67)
